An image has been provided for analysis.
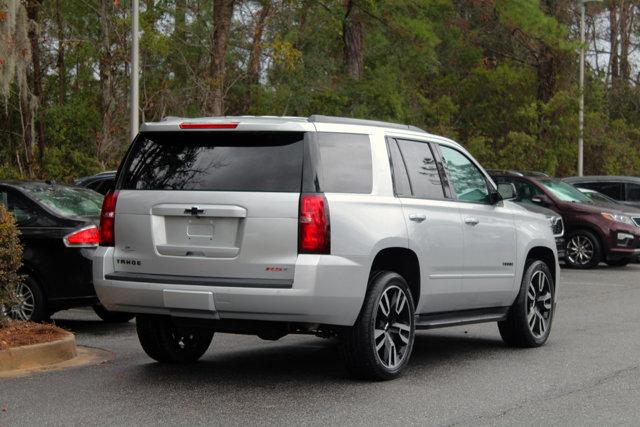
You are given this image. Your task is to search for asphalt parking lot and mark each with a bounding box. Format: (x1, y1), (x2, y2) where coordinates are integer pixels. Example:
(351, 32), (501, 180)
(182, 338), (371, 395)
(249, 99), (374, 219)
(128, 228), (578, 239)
(2, 265), (640, 426)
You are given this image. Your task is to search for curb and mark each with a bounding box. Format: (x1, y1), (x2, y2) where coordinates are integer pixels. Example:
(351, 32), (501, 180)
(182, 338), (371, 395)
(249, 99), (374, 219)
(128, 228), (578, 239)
(0, 332), (77, 372)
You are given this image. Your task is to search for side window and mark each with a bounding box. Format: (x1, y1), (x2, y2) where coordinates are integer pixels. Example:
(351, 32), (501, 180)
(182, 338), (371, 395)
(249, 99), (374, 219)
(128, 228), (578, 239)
(0, 191), (7, 208)
(387, 139), (411, 197)
(513, 180), (542, 204)
(395, 139), (445, 199)
(317, 133), (373, 194)
(626, 183), (640, 202)
(581, 182), (623, 200)
(6, 194), (40, 227)
(439, 145), (490, 203)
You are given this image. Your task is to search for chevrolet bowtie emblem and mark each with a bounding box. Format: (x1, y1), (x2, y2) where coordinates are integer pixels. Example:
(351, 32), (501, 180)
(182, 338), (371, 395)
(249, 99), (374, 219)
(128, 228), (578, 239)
(185, 207), (205, 216)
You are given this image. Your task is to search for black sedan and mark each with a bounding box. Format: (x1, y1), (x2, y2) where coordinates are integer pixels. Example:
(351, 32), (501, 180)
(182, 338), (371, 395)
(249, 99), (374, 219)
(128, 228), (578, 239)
(0, 181), (133, 322)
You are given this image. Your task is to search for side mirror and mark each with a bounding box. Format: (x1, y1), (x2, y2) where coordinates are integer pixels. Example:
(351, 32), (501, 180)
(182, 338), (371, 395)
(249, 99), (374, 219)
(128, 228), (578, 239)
(497, 183), (517, 200)
(532, 194), (551, 206)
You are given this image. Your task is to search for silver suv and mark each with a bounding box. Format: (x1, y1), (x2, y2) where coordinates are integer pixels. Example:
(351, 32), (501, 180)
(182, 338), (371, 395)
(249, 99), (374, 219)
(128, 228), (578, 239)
(93, 116), (559, 380)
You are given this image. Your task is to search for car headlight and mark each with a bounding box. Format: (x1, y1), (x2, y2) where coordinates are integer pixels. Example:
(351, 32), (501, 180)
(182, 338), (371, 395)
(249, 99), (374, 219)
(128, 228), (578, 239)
(601, 212), (635, 225)
(546, 215), (563, 236)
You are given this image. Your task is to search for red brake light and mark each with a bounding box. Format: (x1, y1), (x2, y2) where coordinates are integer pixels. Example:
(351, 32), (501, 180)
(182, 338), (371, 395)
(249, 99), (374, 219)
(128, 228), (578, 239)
(299, 194), (330, 254)
(179, 122), (238, 129)
(63, 226), (100, 248)
(99, 190), (119, 246)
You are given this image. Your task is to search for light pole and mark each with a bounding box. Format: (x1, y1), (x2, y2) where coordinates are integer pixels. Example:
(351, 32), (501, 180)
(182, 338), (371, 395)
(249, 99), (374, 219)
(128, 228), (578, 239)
(579, 0), (602, 177)
(130, 0), (139, 141)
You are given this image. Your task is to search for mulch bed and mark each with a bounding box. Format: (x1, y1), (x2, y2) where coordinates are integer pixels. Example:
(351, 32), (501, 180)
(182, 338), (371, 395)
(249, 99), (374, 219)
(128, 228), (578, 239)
(0, 321), (67, 351)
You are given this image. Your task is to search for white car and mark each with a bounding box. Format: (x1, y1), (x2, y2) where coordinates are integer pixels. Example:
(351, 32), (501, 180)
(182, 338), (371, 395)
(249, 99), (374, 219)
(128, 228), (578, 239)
(93, 115), (559, 380)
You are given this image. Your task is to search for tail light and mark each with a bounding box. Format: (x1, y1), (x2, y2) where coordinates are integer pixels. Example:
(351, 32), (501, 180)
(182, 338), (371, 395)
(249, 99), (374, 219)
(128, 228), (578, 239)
(63, 225), (100, 248)
(298, 194), (330, 254)
(99, 190), (119, 246)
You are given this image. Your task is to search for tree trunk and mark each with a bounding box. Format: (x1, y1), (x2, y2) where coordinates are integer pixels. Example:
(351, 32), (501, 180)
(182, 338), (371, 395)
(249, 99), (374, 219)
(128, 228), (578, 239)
(609, 3), (619, 87)
(25, 0), (45, 169)
(343, 0), (364, 80)
(247, 1), (272, 85)
(55, 0), (66, 105)
(173, 0), (187, 82)
(619, 1), (633, 83)
(98, 0), (116, 166)
(209, 0), (235, 116)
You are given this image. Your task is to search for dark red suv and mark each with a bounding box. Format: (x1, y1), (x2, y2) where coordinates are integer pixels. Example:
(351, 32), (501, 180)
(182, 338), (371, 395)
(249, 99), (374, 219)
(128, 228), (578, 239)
(489, 171), (640, 269)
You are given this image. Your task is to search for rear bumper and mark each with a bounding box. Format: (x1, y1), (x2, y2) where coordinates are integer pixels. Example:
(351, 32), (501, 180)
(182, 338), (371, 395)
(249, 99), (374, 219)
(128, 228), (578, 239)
(92, 247), (368, 327)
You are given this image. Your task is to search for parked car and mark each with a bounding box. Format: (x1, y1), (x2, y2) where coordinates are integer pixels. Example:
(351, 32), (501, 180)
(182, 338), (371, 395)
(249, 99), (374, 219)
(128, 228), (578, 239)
(495, 180), (565, 258)
(489, 171), (640, 268)
(0, 181), (134, 322)
(75, 171), (116, 195)
(93, 115), (559, 380)
(564, 176), (640, 209)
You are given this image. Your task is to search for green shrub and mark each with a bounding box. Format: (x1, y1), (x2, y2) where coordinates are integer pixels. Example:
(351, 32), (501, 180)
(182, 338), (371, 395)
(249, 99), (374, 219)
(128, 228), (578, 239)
(0, 204), (23, 326)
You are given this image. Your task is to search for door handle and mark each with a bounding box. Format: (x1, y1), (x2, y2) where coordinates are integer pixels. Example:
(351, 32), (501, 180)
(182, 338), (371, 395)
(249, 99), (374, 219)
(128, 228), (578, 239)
(409, 214), (427, 223)
(464, 217), (479, 226)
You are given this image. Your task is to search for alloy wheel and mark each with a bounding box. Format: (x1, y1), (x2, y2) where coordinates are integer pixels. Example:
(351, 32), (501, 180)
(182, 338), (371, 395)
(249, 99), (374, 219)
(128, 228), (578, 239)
(526, 270), (552, 339)
(373, 285), (412, 370)
(10, 282), (35, 321)
(566, 235), (594, 266)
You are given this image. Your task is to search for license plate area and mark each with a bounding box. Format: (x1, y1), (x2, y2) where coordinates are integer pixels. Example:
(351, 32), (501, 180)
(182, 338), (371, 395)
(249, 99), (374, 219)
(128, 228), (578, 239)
(163, 289), (216, 312)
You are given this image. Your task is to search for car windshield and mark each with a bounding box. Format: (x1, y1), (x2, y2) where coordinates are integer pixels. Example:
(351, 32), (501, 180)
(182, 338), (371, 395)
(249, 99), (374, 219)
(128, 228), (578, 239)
(539, 180), (593, 203)
(24, 186), (104, 218)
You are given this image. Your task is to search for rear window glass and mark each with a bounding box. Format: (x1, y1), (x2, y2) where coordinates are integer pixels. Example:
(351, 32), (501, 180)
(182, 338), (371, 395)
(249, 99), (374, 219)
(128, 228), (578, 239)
(316, 133), (372, 194)
(120, 132), (304, 192)
(23, 186), (103, 218)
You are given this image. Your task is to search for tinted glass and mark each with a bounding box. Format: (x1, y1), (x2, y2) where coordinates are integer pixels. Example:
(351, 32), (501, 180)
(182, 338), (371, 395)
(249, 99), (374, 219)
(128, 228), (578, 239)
(396, 139), (445, 199)
(494, 177), (542, 204)
(120, 132), (304, 192)
(626, 183), (640, 201)
(0, 191), (55, 227)
(439, 145), (489, 203)
(23, 186), (103, 218)
(387, 139), (411, 196)
(539, 180), (592, 203)
(317, 133), (372, 194)
(579, 182), (624, 200)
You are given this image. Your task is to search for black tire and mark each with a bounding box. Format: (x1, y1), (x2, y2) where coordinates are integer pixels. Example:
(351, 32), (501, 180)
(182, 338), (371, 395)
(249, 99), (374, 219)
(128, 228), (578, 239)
(499, 260), (555, 348)
(339, 271), (415, 381)
(564, 229), (602, 269)
(9, 274), (48, 322)
(136, 314), (214, 363)
(605, 258), (631, 267)
(93, 304), (135, 323)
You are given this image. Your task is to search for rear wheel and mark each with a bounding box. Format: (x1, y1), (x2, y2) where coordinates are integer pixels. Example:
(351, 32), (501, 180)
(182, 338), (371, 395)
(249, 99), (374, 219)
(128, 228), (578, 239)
(9, 275), (48, 322)
(605, 258), (631, 267)
(564, 230), (602, 269)
(499, 260), (555, 348)
(136, 314), (214, 363)
(93, 304), (135, 323)
(340, 271), (415, 381)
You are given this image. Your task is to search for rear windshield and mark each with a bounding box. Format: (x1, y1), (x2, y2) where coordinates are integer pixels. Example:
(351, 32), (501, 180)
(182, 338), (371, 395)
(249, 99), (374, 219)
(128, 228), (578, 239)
(119, 132), (304, 192)
(24, 186), (103, 218)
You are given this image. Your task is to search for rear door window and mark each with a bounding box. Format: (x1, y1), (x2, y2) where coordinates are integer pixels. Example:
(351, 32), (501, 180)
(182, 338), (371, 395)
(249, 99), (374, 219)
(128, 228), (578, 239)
(120, 132), (304, 192)
(387, 139), (412, 196)
(395, 139), (446, 199)
(580, 182), (624, 200)
(316, 133), (372, 194)
(626, 183), (640, 202)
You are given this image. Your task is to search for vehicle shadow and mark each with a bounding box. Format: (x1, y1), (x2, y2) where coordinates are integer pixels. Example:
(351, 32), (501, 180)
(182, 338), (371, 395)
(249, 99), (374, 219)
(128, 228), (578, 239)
(125, 332), (506, 386)
(53, 318), (135, 336)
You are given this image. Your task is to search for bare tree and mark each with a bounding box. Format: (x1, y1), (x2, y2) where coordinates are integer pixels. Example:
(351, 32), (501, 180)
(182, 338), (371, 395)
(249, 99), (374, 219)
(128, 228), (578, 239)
(98, 0), (116, 167)
(25, 0), (45, 168)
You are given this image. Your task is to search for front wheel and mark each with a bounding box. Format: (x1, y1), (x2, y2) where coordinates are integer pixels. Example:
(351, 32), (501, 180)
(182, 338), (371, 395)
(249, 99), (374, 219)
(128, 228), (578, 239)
(499, 260), (555, 348)
(136, 314), (214, 363)
(340, 271), (415, 381)
(564, 230), (601, 269)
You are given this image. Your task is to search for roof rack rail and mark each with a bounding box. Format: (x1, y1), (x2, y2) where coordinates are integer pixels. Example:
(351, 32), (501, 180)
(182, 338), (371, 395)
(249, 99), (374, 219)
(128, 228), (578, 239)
(308, 115), (426, 133)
